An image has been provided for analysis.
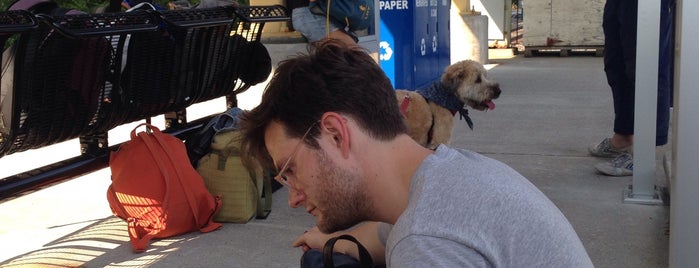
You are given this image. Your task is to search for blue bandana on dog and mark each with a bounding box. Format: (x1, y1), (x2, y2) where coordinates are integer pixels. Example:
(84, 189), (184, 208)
(416, 82), (474, 130)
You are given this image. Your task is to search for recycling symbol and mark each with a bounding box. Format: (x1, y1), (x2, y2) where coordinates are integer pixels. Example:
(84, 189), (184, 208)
(420, 38), (426, 56)
(380, 41), (393, 61)
(432, 36), (438, 52)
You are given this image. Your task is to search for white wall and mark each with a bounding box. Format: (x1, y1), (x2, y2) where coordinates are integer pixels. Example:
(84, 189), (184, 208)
(471, 0), (507, 43)
(670, 0), (699, 266)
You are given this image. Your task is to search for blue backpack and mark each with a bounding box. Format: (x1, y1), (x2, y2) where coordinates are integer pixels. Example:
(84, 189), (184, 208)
(185, 107), (244, 168)
(310, 0), (374, 32)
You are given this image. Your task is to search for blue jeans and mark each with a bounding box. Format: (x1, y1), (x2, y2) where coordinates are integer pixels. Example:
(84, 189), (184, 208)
(292, 6), (343, 43)
(602, 0), (674, 146)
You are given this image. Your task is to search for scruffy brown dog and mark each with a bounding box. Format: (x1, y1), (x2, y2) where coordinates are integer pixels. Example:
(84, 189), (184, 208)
(396, 60), (501, 149)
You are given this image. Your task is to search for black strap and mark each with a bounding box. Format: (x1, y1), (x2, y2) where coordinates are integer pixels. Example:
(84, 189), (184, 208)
(322, 234), (373, 268)
(255, 169), (273, 219)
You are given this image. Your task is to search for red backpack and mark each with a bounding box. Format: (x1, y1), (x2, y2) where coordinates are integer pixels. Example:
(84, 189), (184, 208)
(107, 123), (222, 252)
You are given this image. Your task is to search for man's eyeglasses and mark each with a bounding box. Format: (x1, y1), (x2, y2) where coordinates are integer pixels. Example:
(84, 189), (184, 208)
(273, 122), (318, 189)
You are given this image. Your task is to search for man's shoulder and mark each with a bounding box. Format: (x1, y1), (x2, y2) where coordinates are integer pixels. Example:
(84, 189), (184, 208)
(424, 145), (513, 177)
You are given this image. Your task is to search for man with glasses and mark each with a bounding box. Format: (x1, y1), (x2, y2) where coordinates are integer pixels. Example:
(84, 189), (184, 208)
(239, 40), (593, 267)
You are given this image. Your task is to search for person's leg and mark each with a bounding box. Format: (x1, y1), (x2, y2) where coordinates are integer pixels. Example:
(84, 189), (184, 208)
(292, 6), (357, 47)
(591, 0), (634, 157)
(602, 0), (625, 95)
(594, 0), (636, 175)
(610, 133), (633, 149)
(292, 6), (331, 43)
(610, 0), (637, 142)
(596, 0), (674, 176)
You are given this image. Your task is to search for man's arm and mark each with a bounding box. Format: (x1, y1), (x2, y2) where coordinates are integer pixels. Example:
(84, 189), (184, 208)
(293, 221), (387, 266)
(390, 235), (490, 267)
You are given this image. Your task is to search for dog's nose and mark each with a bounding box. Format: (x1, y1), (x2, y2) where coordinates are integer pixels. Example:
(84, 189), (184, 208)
(492, 84), (501, 98)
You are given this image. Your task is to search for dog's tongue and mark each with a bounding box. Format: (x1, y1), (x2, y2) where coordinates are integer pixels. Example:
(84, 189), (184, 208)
(483, 100), (495, 110)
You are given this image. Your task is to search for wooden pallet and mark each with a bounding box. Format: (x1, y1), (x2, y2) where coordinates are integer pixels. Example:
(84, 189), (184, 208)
(523, 46), (604, 57)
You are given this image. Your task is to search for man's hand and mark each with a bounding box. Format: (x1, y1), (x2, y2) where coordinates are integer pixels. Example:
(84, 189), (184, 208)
(292, 226), (339, 253)
(291, 222), (387, 266)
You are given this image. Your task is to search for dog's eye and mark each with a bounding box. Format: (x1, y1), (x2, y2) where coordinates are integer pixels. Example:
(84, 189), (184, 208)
(475, 76), (482, 83)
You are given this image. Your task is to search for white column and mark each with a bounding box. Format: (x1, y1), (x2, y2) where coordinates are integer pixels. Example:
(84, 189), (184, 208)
(451, 0), (489, 64)
(669, 0), (699, 266)
(624, 0), (662, 205)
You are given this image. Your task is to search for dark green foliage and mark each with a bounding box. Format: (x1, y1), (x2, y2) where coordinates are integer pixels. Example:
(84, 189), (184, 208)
(56, 0), (107, 11)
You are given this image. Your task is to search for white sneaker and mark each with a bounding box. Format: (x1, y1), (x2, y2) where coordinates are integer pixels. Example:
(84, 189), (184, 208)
(588, 138), (631, 158)
(595, 153), (633, 176)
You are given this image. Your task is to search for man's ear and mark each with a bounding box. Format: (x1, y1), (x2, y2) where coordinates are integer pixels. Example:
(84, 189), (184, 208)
(319, 112), (351, 158)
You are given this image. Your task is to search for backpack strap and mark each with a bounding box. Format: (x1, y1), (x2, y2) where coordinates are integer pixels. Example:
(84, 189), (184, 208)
(252, 168), (272, 219)
(323, 234), (374, 268)
(127, 215), (163, 252)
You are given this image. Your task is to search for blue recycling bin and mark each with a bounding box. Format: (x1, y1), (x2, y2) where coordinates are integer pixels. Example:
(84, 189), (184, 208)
(437, 0), (451, 73)
(379, 0), (450, 91)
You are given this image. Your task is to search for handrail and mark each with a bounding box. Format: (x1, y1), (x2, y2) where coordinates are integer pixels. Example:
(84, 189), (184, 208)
(158, 6), (237, 28)
(235, 5), (289, 22)
(35, 10), (159, 38)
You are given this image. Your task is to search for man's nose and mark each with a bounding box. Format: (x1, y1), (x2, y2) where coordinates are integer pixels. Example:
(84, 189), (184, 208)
(288, 187), (305, 208)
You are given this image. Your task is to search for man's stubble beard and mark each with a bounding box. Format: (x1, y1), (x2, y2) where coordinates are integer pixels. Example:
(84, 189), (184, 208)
(314, 149), (372, 234)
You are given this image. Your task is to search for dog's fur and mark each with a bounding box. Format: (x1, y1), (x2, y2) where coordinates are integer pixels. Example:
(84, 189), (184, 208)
(396, 60), (501, 149)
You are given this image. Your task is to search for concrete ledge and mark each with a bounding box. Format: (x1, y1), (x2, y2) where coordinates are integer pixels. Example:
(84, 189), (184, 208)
(488, 48), (517, 59)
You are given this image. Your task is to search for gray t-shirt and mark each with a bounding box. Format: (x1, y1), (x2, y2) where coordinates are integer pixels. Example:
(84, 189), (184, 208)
(385, 145), (593, 267)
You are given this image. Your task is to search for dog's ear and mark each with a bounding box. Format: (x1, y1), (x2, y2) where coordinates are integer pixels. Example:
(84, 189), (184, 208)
(440, 68), (463, 94)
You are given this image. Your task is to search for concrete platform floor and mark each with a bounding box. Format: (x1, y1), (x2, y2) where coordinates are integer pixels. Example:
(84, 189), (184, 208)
(0, 48), (670, 267)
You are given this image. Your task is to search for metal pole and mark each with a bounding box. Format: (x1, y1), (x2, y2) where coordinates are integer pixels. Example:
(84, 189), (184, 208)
(623, 0), (663, 205)
(669, 0), (699, 265)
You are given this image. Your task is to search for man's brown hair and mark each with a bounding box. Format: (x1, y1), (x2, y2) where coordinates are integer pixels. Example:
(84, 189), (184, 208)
(240, 40), (407, 168)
